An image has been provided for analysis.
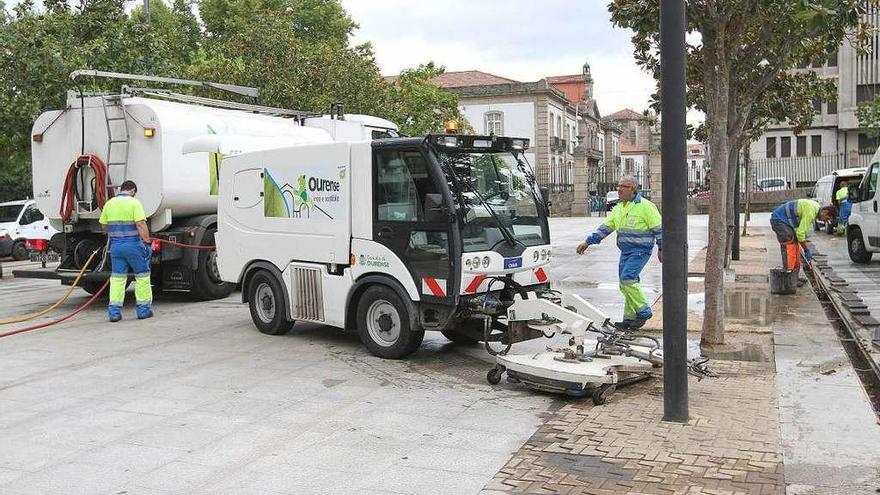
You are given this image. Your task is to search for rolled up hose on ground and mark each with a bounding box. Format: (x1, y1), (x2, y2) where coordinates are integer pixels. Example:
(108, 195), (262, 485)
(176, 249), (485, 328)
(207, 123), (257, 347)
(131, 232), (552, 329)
(0, 280), (108, 339)
(0, 249), (100, 326)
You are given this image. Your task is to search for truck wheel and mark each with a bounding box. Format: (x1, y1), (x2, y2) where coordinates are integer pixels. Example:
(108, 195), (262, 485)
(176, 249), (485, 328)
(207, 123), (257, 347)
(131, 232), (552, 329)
(847, 227), (873, 264)
(813, 221), (820, 232)
(357, 285), (424, 359)
(248, 270), (294, 335)
(11, 241), (27, 261)
(191, 228), (234, 300)
(825, 220), (836, 235)
(81, 280), (120, 298)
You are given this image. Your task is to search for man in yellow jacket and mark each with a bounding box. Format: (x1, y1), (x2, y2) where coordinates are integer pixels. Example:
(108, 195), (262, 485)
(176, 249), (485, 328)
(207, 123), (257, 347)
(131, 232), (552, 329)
(577, 176), (662, 329)
(770, 198), (834, 270)
(99, 180), (153, 322)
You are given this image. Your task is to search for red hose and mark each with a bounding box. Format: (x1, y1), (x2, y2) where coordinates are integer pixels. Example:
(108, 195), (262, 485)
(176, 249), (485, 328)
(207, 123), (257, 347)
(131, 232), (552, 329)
(0, 280), (109, 339)
(60, 155), (112, 223)
(152, 238), (216, 250)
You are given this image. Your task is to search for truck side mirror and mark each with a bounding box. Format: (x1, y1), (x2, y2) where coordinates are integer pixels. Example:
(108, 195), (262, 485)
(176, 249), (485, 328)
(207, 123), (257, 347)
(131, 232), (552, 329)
(848, 186), (860, 202)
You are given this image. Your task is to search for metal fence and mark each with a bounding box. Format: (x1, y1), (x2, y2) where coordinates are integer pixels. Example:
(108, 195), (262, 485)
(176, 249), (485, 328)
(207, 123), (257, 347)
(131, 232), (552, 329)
(749, 152), (875, 188)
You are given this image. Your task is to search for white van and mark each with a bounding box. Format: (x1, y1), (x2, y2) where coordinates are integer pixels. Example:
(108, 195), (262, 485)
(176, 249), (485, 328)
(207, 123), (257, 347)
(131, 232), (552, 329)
(0, 200), (58, 260)
(844, 152), (880, 263)
(813, 167), (866, 234)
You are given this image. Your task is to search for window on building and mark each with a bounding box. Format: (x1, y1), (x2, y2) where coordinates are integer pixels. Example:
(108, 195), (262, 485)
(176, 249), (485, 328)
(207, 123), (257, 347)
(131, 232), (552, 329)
(811, 57), (823, 69)
(859, 133), (880, 154)
(796, 135), (807, 157)
(857, 84), (880, 104)
(766, 137), (777, 158)
(691, 159), (696, 168)
(484, 111), (503, 136)
(811, 135), (822, 156)
(828, 50), (838, 67)
(568, 161), (574, 184)
(556, 116), (562, 137)
(812, 97), (821, 113)
(780, 136), (791, 158)
(629, 128), (636, 144)
(827, 98), (837, 114)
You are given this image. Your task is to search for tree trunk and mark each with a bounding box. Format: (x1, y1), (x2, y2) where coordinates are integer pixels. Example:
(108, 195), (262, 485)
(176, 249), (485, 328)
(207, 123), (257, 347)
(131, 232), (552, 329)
(701, 37), (731, 346)
(724, 146), (739, 267)
(742, 145), (751, 236)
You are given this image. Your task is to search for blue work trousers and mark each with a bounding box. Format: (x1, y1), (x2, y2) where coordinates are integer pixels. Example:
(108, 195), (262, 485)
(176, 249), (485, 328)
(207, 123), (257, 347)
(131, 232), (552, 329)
(618, 249), (653, 321)
(109, 240), (152, 319)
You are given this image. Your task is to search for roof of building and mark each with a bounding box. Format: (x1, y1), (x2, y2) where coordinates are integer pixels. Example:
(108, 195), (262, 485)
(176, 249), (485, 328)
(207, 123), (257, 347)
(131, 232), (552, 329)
(605, 108), (650, 121)
(428, 70), (520, 88)
(546, 74), (584, 84)
(621, 142), (648, 154)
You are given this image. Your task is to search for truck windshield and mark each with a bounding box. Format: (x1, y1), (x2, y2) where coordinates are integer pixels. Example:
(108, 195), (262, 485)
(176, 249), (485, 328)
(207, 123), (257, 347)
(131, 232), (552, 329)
(438, 150), (548, 252)
(0, 205), (22, 223)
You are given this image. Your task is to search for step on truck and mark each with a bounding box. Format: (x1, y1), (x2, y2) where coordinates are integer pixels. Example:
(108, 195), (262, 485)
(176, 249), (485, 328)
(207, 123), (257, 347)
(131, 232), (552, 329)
(14, 70), (398, 298)
(215, 132), (555, 358)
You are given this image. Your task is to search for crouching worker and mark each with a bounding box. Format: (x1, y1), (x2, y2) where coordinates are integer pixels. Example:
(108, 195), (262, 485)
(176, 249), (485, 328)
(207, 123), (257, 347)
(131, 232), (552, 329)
(98, 180), (154, 322)
(769, 198), (835, 272)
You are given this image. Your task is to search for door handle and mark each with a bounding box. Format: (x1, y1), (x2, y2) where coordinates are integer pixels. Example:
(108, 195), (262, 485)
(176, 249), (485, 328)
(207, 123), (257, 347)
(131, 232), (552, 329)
(378, 226), (393, 238)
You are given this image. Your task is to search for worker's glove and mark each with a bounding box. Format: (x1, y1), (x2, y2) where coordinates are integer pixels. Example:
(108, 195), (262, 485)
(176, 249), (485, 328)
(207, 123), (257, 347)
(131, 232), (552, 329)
(803, 248), (813, 261)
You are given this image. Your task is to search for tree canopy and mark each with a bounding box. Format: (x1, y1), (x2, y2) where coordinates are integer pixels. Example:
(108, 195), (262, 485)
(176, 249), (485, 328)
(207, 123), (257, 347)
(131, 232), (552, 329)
(0, 0), (461, 202)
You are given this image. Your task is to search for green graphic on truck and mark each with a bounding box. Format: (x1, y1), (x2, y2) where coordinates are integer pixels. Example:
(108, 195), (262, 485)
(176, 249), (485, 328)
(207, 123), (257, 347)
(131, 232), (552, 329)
(207, 125), (222, 195)
(263, 168), (338, 219)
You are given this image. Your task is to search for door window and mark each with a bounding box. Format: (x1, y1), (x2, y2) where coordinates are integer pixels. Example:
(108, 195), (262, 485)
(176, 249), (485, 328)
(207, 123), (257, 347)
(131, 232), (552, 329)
(19, 207), (43, 225)
(375, 150), (440, 222)
(862, 164), (879, 202)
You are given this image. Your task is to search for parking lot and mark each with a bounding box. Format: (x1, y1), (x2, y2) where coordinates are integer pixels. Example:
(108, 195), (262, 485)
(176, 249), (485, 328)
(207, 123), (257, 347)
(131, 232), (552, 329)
(0, 217), (708, 495)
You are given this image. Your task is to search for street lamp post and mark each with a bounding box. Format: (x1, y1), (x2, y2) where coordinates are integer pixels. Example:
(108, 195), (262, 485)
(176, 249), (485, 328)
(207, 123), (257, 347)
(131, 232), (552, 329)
(660, 0), (689, 423)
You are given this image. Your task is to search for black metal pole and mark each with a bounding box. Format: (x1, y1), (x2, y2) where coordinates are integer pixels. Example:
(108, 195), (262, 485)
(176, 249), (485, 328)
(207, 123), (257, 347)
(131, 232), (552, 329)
(660, 0), (689, 423)
(732, 151), (741, 261)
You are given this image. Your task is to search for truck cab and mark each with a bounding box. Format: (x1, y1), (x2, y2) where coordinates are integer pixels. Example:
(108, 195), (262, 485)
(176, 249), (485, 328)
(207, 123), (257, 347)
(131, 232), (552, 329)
(846, 156), (880, 263)
(218, 134), (551, 358)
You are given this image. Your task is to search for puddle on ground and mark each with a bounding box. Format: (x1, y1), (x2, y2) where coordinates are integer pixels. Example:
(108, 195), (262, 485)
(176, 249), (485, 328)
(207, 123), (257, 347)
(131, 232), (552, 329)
(685, 289), (774, 325)
(704, 342), (771, 362)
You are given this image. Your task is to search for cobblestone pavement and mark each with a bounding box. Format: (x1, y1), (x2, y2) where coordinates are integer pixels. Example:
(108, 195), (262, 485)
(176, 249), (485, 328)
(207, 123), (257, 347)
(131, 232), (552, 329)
(483, 361), (783, 495)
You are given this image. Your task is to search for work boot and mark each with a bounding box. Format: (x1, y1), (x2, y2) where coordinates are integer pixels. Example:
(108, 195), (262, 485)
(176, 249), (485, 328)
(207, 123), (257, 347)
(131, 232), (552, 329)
(108, 304), (122, 323)
(613, 320), (633, 330)
(630, 312), (653, 330)
(136, 304), (153, 320)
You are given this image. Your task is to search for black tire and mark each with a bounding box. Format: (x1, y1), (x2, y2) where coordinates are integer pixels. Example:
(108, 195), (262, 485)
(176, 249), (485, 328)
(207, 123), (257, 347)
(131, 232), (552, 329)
(11, 241), (27, 261)
(356, 285), (424, 359)
(848, 227), (873, 264)
(592, 384), (615, 405)
(191, 228), (234, 300)
(825, 220), (836, 235)
(486, 366), (503, 385)
(441, 329), (479, 345)
(813, 221), (820, 232)
(247, 270), (294, 335)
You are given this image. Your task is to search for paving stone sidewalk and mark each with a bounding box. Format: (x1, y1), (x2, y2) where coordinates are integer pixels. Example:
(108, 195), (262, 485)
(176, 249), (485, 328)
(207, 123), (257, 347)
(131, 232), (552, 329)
(481, 231), (785, 495)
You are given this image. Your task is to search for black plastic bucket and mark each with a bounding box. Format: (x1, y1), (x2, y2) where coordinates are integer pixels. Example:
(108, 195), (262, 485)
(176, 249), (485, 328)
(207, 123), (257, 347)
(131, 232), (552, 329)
(770, 268), (798, 295)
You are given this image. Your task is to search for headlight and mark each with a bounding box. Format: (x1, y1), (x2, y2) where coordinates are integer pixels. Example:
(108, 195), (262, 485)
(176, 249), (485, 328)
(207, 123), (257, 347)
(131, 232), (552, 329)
(465, 258), (472, 268)
(482, 256), (490, 268)
(472, 256), (481, 269)
(547, 248), (551, 260)
(540, 249), (547, 260)
(532, 251), (539, 262)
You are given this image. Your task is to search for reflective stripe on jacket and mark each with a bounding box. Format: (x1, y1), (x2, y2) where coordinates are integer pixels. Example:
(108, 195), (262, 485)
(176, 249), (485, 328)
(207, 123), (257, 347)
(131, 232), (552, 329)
(98, 193), (147, 244)
(585, 193), (662, 253)
(770, 199), (819, 242)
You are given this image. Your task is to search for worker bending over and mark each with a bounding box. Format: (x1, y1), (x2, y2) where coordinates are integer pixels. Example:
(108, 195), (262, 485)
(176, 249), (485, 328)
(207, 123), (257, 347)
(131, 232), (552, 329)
(769, 198), (834, 271)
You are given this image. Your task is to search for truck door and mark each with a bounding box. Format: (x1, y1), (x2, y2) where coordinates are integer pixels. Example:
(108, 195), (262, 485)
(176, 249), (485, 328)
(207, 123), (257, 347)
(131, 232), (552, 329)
(373, 148), (457, 303)
(857, 163), (880, 250)
(17, 204), (49, 241)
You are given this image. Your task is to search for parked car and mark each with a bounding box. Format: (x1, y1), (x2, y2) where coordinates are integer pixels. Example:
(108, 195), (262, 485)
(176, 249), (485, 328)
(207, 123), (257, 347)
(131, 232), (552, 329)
(0, 200), (58, 260)
(844, 152), (880, 263)
(758, 177), (788, 191)
(813, 167), (866, 234)
(605, 191), (620, 211)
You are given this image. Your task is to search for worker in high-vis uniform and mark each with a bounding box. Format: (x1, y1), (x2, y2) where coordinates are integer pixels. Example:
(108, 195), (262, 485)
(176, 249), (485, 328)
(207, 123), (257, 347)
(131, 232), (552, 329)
(577, 175), (662, 330)
(835, 183), (851, 235)
(769, 199), (834, 271)
(98, 180), (153, 322)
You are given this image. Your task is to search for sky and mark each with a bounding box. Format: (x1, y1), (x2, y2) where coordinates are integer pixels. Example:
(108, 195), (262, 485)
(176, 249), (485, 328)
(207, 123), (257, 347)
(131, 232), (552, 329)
(340, 0), (702, 125)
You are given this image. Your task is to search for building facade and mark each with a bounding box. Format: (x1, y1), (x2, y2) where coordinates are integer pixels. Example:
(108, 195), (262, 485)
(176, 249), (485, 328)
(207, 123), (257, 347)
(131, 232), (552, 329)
(434, 65), (619, 216)
(602, 109), (654, 191)
(687, 142), (707, 187)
